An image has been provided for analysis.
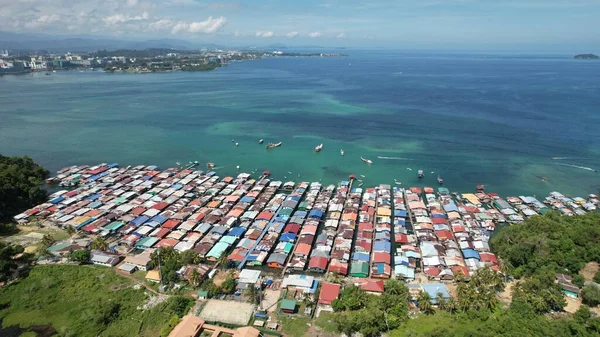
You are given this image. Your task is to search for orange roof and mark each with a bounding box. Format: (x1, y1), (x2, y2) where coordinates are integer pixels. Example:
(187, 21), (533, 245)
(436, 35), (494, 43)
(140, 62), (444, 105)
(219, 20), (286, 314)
(227, 209), (244, 218)
(207, 200), (221, 208)
(222, 176), (233, 183)
(295, 243), (312, 256)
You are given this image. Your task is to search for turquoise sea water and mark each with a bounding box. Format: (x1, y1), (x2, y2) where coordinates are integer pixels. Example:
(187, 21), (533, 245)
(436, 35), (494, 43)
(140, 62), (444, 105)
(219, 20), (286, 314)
(1, 51), (599, 197)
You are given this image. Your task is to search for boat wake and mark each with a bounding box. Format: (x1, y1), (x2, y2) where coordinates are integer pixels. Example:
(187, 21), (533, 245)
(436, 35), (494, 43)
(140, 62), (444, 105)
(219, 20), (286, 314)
(377, 156), (414, 160)
(555, 163), (596, 172)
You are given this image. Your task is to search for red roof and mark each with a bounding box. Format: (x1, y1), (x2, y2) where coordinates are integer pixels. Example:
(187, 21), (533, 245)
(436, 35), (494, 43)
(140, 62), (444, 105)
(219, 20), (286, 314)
(451, 266), (470, 279)
(308, 256), (328, 270)
(435, 230), (454, 241)
(479, 252), (498, 264)
(395, 234), (409, 244)
(373, 252), (391, 264)
(284, 223), (300, 234)
(162, 219), (180, 229)
(328, 260), (348, 275)
(152, 202), (169, 210)
(153, 228), (171, 238)
(425, 267), (441, 277)
(257, 212), (274, 221)
(156, 238), (178, 248)
(432, 218), (448, 225)
(318, 282), (341, 305)
(357, 279), (384, 293)
(131, 207), (146, 215)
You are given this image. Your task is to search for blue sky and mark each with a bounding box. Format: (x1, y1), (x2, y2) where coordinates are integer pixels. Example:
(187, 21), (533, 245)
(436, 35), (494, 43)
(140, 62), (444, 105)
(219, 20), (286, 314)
(1, 0), (599, 50)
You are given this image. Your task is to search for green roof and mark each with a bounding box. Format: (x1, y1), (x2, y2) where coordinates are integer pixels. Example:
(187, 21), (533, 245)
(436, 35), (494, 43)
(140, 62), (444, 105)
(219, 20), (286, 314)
(538, 208), (551, 215)
(298, 202), (309, 210)
(207, 242), (229, 259)
(220, 236), (237, 245)
(47, 242), (70, 252)
(350, 261), (369, 277)
(136, 236), (159, 248)
(279, 208), (293, 216)
(197, 290), (209, 297)
(104, 221), (125, 231)
(114, 197), (128, 204)
(283, 242), (294, 254)
(438, 187), (449, 195)
(280, 299), (297, 311)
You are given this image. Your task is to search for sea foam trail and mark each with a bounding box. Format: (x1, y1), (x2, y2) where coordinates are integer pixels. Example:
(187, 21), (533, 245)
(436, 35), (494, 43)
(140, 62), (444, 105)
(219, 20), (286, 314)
(377, 156), (414, 160)
(555, 163), (596, 172)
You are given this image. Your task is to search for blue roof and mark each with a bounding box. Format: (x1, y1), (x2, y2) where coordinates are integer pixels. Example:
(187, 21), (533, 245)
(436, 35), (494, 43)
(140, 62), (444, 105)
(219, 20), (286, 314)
(147, 165), (158, 170)
(86, 194), (101, 201)
(394, 210), (408, 218)
(50, 196), (64, 204)
(88, 201), (102, 209)
(143, 176), (152, 181)
(88, 171), (109, 182)
(131, 215), (149, 226)
(462, 249), (480, 260)
(352, 252), (370, 262)
(394, 255), (409, 266)
(395, 218), (406, 225)
(150, 215), (167, 225)
(107, 163), (119, 168)
(228, 227), (246, 237)
(171, 184), (183, 190)
(421, 283), (451, 303)
(443, 203), (459, 212)
(375, 263), (385, 273)
(240, 196), (254, 203)
(340, 181), (350, 186)
(308, 210), (324, 219)
(431, 213), (447, 219)
(279, 233), (297, 242)
(294, 211), (307, 218)
(289, 196), (301, 201)
(373, 241), (391, 252)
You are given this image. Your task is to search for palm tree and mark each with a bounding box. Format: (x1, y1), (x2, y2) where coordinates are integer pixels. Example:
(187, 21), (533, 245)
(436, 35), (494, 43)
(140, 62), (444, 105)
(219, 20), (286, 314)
(218, 254), (230, 270)
(445, 296), (458, 313)
(91, 237), (108, 251)
(435, 292), (447, 310)
(64, 225), (76, 236)
(417, 291), (434, 315)
(41, 234), (56, 248)
(189, 268), (201, 287)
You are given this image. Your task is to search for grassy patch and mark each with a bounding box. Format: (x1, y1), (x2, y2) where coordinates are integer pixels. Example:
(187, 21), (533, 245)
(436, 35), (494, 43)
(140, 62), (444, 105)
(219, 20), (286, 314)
(0, 265), (192, 337)
(314, 311), (338, 333)
(279, 316), (311, 337)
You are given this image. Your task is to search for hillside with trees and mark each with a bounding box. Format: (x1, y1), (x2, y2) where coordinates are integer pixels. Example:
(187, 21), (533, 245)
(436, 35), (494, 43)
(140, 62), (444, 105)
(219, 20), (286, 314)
(0, 155), (49, 224)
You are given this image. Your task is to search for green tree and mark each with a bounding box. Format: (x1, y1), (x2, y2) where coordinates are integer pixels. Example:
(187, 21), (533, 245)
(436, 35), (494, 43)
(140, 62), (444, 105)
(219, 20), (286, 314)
(69, 249), (90, 264)
(512, 270), (566, 313)
(40, 234), (56, 248)
(189, 268), (201, 287)
(166, 296), (193, 317)
(573, 275), (586, 288)
(594, 271), (600, 284)
(0, 241), (26, 282)
(417, 291), (435, 315)
(0, 155), (50, 222)
(91, 237), (108, 251)
(245, 286), (260, 305)
(220, 277), (236, 294)
(436, 292), (447, 311)
(582, 285), (600, 307)
(180, 250), (200, 265)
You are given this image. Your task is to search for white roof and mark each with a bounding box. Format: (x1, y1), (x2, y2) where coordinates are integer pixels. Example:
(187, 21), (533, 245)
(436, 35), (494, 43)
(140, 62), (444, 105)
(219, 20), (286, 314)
(281, 274), (315, 289)
(238, 269), (261, 284)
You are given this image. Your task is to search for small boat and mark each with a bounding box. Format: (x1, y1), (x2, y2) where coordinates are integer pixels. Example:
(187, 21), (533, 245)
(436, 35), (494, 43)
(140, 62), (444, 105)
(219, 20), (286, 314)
(437, 175), (444, 185)
(236, 165), (240, 170)
(360, 175), (365, 178)
(395, 181), (402, 185)
(259, 139), (264, 144)
(232, 139), (235, 143)
(340, 149), (344, 156)
(407, 167), (412, 171)
(358, 182), (363, 187)
(476, 184), (485, 191)
(418, 170), (424, 178)
(266, 142), (282, 150)
(45, 177), (57, 185)
(235, 142), (239, 147)
(361, 157), (372, 165)
(314, 143), (323, 152)
(207, 162), (215, 170)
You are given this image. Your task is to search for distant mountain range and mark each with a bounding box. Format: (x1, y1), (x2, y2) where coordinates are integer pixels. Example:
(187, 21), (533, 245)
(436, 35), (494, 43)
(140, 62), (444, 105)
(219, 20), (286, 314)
(0, 32), (341, 53)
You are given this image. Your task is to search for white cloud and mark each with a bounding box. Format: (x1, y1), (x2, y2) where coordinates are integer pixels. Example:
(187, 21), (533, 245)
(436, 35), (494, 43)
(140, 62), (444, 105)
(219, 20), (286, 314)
(286, 31), (299, 38)
(234, 30), (241, 37)
(256, 31), (274, 38)
(171, 16), (228, 34)
(308, 31), (322, 38)
(149, 19), (172, 30)
(126, 0), (138, 7)
(103, 12), (149, 25)
(337, 32), (346, 38)
(24, 14), (61, 29)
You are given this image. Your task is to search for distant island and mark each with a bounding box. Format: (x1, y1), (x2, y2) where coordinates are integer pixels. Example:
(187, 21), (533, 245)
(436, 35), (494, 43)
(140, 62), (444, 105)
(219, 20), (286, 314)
(574, 53), (599, 60)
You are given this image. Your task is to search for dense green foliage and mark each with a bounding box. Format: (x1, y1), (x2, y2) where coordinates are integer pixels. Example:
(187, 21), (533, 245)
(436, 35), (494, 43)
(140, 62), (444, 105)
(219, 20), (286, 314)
(0, 241), (33, 282)
(512, 267), (566, 313)
(330, 279), (410, 336)
(69, 249), (91, 264)
(594, 271), (600, 284)
(582, 285), (600, 306)
(0, 265), (193, 337)
(455, 266), (504, 312)
(491, 212), (600, 278)
(391, 301), (600, 337)
(149, 247), (200, 284)
(0, 155), (49, 222)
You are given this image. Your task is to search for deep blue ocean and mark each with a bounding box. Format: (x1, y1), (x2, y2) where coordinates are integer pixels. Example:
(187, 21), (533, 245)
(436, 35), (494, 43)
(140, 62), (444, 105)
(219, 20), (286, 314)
(1, 50), (599, 197)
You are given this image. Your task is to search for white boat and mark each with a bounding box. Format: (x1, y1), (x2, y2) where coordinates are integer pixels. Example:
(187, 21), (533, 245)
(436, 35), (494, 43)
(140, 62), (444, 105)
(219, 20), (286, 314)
(314, 143), (323, 152)
(266, 142), (282, 150)
(259, 139), (264, 144)
(418, 170), (424, 178)
(361, 157), (373, 165)
(340, 149), (344, 156)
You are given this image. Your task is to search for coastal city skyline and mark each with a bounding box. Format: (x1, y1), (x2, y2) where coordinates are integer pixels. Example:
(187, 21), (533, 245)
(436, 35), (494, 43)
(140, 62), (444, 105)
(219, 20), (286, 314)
(1, 0), (600, 51)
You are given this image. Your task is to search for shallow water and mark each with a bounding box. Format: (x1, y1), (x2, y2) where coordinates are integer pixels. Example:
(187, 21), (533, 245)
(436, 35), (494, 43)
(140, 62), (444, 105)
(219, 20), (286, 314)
(1, 51), (599, 197)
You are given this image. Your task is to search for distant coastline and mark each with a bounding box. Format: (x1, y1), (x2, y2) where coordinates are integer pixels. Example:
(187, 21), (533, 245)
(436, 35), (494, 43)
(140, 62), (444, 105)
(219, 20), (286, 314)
(574, 53), (599, 60)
